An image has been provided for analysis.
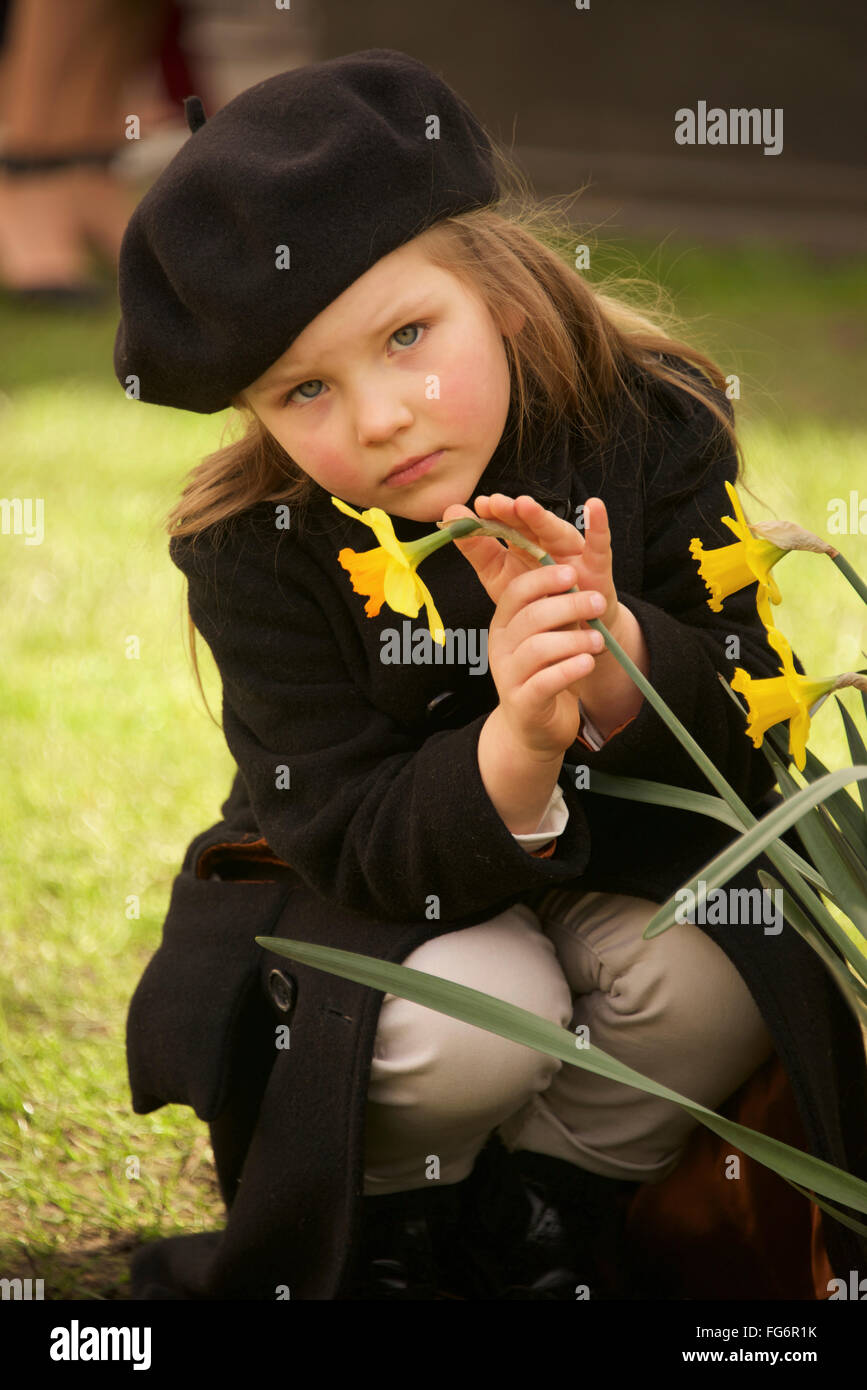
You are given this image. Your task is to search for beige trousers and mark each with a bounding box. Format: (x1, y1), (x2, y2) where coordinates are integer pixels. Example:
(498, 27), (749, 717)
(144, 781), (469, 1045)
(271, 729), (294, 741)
(363, 887), (775, 1194)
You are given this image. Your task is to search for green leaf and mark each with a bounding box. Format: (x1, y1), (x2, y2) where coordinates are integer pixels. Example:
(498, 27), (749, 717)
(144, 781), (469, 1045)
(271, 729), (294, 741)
(582, 769), (743, 829)
(757, 870), (867, 1030)
(720, 673), (867, 859)
(786, 1181), (867, 1240)
(761, 744), (867, 948)
(585, 767), (828, 895)
(837, 697), (867, 813)
(766, 726), (867, 861)
(794, 745), (867, 861)
(642, 766), (867, 940)
(256, 934), (867, 1220)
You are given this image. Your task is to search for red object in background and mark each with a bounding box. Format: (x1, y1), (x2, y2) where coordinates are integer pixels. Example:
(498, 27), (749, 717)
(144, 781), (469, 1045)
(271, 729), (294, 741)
(156, 1), (206, 113)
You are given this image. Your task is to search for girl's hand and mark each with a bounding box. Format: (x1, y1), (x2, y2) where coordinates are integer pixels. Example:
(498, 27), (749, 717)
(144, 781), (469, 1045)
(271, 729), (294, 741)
(441, 493), (619, 632)
(440, 494), (620, 756)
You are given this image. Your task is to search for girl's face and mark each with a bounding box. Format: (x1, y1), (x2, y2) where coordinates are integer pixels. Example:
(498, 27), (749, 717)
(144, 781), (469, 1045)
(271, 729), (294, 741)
(242, 237), (518, 523)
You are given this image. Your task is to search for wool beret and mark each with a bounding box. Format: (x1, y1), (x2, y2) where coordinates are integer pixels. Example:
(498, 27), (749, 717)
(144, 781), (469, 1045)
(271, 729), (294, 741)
(113, 48), (499, 413)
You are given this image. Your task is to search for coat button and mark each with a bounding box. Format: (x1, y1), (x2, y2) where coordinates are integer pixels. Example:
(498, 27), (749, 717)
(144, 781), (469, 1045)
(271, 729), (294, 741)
(268, 968), (297, 1014)
(426, 689), (460, 719)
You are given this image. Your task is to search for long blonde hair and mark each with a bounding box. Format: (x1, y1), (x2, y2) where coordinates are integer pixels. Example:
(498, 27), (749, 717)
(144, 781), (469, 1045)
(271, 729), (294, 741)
(170, 154), (744, 716)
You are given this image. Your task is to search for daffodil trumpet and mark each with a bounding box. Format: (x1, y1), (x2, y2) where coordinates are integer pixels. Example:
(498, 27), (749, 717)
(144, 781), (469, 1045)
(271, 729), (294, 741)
(332, 496), (552, 647)
(731, 622), (867, 773)
(689, 480), (790, 630)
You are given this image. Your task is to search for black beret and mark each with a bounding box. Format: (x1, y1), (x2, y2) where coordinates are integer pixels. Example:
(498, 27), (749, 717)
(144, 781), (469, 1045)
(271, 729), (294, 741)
(114, 48), (499, 413)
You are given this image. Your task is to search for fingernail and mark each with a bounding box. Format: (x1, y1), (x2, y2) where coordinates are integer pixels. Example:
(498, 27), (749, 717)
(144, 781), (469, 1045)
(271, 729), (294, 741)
(591, 593), (605, 611)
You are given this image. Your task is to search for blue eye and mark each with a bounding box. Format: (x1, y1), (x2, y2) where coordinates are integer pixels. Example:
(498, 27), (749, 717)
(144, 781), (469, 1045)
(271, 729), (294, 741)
(280, 321), (430, 407)
(391, 322), (425, 348)
(283, 379), (323, 406)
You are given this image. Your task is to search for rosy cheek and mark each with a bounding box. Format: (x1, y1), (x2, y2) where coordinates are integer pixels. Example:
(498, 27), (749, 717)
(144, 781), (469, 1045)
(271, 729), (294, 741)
(436, 347), (503, 431)
(436, 332), (505, 422)
(303, 447), (359, 494)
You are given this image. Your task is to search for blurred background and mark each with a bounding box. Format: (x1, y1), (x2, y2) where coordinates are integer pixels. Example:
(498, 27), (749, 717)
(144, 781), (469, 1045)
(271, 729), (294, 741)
(1, 0), (865, 1298)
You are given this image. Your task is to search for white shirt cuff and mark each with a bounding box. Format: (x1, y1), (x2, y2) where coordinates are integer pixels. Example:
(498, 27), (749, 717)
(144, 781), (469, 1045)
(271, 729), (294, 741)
(577, 700), (605, 751)
(512, 781), (569, 849)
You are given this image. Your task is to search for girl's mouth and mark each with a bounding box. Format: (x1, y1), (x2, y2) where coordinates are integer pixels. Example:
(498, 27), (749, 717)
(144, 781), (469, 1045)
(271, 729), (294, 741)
(384, 450), (443, 487)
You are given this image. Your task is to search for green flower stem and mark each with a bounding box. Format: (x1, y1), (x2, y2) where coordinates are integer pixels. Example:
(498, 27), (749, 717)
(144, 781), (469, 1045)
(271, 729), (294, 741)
(431, 516), (548, 560)
(547, 557), (867, 968)
(584, 609), (757, 820)
(436, 517), (755, 820)
(435, 517), (862, 963)
(831, 552), (867, 608)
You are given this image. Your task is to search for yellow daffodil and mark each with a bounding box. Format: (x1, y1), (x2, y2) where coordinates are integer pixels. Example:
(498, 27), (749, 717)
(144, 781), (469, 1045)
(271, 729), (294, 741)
(690, 481), (788, 629)
(730, 624), (867, 771)
(332, 496), (448, 644)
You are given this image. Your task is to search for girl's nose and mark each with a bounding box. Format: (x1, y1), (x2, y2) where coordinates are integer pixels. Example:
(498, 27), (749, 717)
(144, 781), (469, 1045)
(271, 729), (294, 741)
(352, 383), (415, 446)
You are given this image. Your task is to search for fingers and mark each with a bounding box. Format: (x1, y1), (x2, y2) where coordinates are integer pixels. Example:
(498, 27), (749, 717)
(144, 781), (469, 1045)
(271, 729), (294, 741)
(475, 492), (586, 558)
(580, 496), (611, 559)
(440, 501), (521, 574)
(508, 627), (605, 692)
(494, 559), (605, 635)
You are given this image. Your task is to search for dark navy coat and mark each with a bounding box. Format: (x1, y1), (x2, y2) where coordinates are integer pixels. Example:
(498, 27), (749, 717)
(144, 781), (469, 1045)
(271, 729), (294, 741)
(126, 358), (867, 1299)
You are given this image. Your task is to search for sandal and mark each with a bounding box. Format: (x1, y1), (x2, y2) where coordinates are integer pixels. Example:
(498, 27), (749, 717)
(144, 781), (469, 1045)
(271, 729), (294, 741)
(0, 148), (122, 304)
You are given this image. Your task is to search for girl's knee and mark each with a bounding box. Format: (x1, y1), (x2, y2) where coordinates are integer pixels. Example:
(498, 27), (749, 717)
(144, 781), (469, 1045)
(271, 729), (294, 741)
(369, 906), (574, 1117)
(584, 921), (773, 1062)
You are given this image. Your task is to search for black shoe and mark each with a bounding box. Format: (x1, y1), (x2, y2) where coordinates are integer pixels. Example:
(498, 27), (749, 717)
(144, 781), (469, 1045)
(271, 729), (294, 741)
(342, 1181), (468, 1300)
(460, 1136), (642, 1300)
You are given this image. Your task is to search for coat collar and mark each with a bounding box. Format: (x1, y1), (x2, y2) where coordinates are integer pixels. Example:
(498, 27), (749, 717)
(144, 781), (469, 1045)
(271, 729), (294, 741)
(471, 414), (578, 518)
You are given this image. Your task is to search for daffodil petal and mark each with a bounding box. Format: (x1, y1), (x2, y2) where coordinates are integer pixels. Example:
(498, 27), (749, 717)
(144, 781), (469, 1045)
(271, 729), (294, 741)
(331, 496), (365, 522)
(383, 560), (425, 619)
(789, 706), (810, 772)
(724, 480), (748, 529)
(418, 581), (447, 645)
(719, 512), (753, 546)
(351, 507), (409, 567)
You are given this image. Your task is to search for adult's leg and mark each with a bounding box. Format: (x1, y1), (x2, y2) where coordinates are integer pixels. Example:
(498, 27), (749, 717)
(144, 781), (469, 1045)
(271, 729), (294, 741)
(0, 0), (167, 284)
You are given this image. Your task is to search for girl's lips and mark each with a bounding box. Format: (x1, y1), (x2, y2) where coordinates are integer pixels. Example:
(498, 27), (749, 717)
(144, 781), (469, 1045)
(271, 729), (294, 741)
(384, 450), (443, 487)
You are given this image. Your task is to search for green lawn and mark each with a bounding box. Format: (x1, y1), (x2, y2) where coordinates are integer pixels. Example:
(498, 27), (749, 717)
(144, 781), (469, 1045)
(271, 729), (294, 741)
(1, 234), (866, 1298)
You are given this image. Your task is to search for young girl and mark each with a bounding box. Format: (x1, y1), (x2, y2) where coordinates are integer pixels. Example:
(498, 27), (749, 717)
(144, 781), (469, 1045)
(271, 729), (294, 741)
(118, 49), (867, 1301)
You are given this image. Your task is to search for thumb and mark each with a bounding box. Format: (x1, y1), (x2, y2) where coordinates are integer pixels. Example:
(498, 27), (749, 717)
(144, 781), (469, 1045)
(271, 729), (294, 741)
(439, 502), (476, 526)
(437, 503), (512, 603)
(438, 502), (486, 555)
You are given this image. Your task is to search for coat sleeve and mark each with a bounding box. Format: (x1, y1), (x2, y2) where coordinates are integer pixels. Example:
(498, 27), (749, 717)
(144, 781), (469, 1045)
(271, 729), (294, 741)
(572, 373), (789, 806)
(171, 522), (594, 927)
